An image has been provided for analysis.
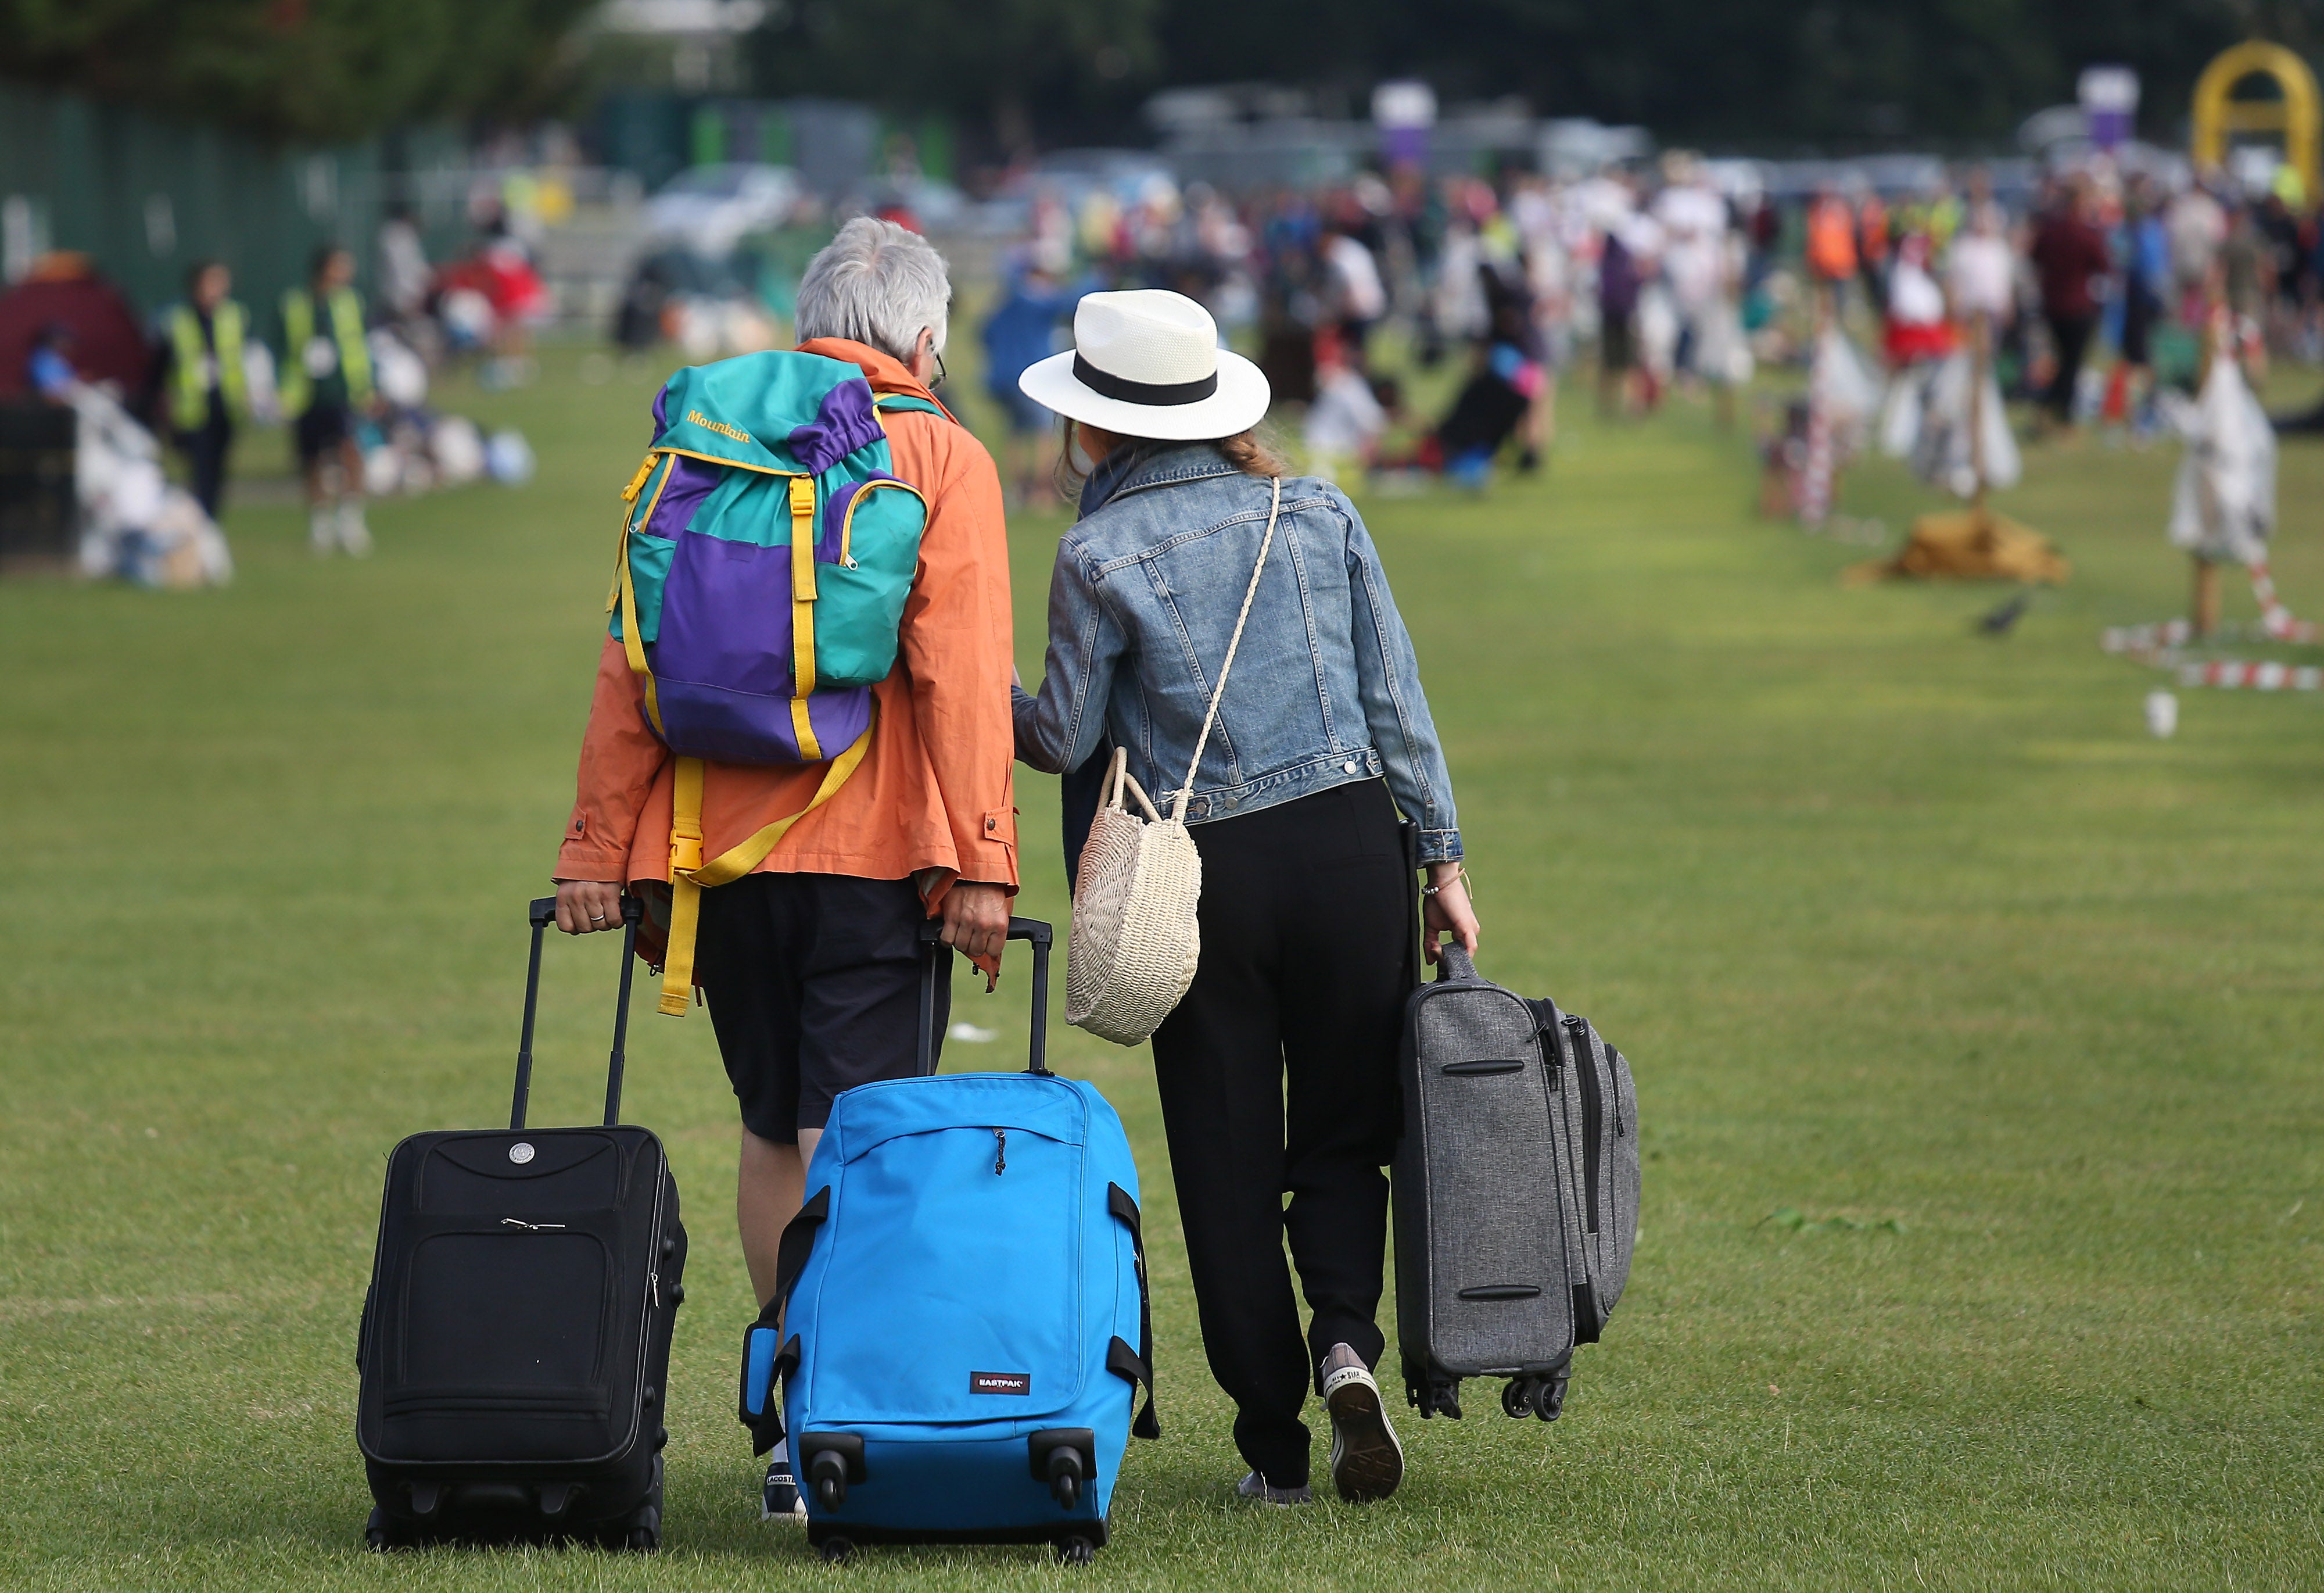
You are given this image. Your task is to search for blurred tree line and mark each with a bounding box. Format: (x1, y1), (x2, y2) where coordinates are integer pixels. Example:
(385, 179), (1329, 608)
(3, 0), (2314, 155)
(758, 0), (2319, 153)
(0, 0), (598, 144)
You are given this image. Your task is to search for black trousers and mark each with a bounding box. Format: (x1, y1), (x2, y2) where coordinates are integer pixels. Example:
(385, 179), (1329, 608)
(1149, 779), (1416, 1487)
(175, 411), (233, 522)
(2044, 312), (2097, 423)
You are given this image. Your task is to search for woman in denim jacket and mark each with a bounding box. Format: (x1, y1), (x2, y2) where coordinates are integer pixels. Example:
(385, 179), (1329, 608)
(1014, 291), (1480, 1508)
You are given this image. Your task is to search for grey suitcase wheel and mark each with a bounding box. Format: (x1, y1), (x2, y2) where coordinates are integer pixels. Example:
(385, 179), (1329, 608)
(1534, 1372), (1569, 1422)
(1501, 1378), (1533, 1417)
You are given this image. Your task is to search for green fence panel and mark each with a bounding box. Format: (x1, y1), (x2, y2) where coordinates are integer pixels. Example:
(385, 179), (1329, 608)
(0, 82), (386, 322)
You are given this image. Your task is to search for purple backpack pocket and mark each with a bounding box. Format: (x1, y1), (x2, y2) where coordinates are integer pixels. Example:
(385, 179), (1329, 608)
(650, 527), (871, 765)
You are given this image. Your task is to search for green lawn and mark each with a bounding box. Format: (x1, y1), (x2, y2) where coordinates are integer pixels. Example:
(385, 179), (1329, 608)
(2, 342), (2319, 1591)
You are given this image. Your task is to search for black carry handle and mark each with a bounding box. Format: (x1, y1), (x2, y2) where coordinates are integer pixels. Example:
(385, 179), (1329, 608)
(916, 917), (1053, 1077)
(516, 894), (644, 1131)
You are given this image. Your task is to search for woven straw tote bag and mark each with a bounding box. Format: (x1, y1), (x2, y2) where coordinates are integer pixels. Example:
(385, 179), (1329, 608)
(1066, 476), (1283, 1045)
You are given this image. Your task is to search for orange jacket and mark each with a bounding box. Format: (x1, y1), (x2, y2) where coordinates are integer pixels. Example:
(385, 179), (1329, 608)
(555, 339), (1017, 912)
(1806, 196), (1858, 283)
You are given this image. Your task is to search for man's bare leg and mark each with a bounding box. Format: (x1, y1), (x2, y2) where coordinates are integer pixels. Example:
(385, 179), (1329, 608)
(305, 458), (333, 553)
(334, 434), (371, 554)
(739, 1126), (822, 1310)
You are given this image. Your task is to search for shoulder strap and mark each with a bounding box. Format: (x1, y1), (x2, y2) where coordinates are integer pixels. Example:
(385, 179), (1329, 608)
(874, 391), (959, 424)
(657, 722), (876, 1016)
(1171, 476), (1282, 822)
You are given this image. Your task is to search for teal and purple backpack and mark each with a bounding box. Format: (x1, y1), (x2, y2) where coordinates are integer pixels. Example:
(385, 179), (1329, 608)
(606, 352), (949, 1014)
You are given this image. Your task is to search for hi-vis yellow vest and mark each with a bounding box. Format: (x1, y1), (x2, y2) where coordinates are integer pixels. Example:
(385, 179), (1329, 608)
(167, 301), (248, 431)
(278, 287), (373, 416)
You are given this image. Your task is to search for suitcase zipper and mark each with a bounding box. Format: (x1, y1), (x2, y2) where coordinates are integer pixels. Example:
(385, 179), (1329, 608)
(993, 1129), (1007, 1175)
(1563, 1015), (1602, 1234)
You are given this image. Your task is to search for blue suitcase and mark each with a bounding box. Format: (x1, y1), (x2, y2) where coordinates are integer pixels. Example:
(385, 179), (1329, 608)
(737, 918), (1158, 1565)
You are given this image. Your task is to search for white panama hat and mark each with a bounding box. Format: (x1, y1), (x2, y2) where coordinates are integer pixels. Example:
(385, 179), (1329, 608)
(1018, 289), (1270, 441)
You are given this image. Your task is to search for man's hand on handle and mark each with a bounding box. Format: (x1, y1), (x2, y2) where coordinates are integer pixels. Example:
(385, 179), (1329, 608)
(938, 880), (1011, 964)
(555, 879), (625, 935)
(1422, 864), (1480, 966)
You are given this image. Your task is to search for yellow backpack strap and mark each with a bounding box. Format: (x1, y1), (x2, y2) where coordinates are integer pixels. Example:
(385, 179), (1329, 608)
(786, 475), (823, 760)
(614, 453), (674, 737)
(657, 717), (877, 1016)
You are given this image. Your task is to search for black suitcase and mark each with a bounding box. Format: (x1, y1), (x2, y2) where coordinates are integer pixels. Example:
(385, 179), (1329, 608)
(1393, 944), (1638, 1424)
(356, 896), (687, 1551)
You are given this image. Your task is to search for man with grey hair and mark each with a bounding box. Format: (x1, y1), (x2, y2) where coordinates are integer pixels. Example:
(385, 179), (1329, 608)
(552, 216), (1017, 1523)
(797, 214), (956, 372)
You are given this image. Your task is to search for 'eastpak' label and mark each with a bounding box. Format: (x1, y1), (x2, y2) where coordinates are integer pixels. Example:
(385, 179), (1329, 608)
(970, 1371), (1032, 1396)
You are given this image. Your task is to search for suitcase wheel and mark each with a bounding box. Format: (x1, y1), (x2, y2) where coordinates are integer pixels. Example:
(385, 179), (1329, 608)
(820, 1534), (855, 1564)
(363, 1506), (415, 1553)
(1502, 1373), (1568, 1423)
(1053, 1533), (1099, 1566)
(619, 1507), (661, 1553)
(1409, 1375), (1462, 1420)
(604, 1454), (664, 1551)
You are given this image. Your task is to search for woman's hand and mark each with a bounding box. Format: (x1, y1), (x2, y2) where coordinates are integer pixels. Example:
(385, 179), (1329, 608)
(555, 879), (624, 935)
(1421, 864), (1480, 965)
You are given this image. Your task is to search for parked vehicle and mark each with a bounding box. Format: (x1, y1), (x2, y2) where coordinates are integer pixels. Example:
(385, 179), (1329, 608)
(643, 164), (805, 258)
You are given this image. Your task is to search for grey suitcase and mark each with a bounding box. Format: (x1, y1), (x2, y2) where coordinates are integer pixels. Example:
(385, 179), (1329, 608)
(1393, 944), (1638, 1422)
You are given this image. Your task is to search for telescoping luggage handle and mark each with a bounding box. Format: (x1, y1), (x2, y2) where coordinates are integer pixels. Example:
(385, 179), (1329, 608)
(516, 895), (643, 1132)
(917, 917), (1052, 1077)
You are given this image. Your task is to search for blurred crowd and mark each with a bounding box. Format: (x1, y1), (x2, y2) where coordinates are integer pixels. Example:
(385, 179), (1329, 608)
(973, 146), (2324, 502)
(15, 126), (2321, 583)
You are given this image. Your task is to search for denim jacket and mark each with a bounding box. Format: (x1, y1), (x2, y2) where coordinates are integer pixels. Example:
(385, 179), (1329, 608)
(1012, 443), (1462, 862)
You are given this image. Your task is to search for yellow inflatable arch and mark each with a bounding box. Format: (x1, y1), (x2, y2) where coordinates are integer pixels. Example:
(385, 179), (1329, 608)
(2192, 41), (2321, 199)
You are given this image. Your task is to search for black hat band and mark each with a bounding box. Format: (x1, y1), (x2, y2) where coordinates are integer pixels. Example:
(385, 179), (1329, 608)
(1073, 354), (1219, 406)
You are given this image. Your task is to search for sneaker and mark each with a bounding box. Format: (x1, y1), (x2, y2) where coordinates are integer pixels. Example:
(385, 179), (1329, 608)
(761, 1458), (805, 1522)
(1322, 1345), (1404, 1503)
(1235, 1470), (1312, 1506)
(309, 510), (335, 555)
(336, 501), (372, 558)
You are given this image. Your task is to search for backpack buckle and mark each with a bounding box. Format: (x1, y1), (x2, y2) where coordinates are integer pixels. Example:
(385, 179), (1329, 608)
(670, 814), (705, 875)
(622, 455), (658, 503)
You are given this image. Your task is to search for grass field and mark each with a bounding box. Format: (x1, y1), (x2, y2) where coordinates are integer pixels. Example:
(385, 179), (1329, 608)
(2, 338), (2320, 1591)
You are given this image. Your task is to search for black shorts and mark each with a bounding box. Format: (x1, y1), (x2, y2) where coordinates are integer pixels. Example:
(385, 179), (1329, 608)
(693, 872), (947, 1141)
(295, 402), (353, 466)
(1600, 314), (1636, 373)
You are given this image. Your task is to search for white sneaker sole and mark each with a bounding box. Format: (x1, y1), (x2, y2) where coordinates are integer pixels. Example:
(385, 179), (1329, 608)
(1324, 1363), (1405, 1503)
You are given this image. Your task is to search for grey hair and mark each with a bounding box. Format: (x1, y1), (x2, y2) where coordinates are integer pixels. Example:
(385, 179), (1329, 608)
(795, 217), (951, 362)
